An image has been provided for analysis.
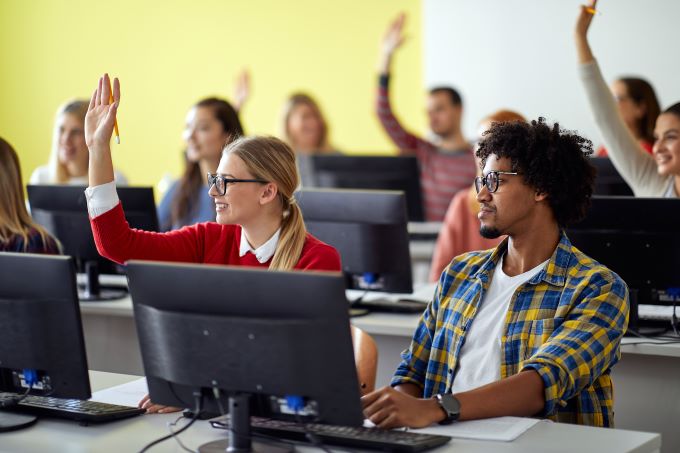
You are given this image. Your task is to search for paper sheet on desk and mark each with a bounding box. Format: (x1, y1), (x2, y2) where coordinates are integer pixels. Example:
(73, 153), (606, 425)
(90, 378), (148, 407)
(398, 416), (540, 442)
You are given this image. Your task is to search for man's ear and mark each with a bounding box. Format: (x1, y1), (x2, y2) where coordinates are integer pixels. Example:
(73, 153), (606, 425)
(535, 190), (548, 202)
(260, 183), (279, 205)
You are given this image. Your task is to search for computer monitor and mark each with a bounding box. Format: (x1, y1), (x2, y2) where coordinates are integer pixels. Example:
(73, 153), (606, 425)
(567, 196), (680, 308)
(300, 154), (425, 222)
(296, 188), (413, 294)
(0, 252), (90, 431)
(27, 185), (159, 301)
(126, 260), (363, 452)
(590, 157), (634, 196)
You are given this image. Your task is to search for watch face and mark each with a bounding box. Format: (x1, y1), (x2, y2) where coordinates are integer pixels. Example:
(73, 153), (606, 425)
(438, 393), (460, 419)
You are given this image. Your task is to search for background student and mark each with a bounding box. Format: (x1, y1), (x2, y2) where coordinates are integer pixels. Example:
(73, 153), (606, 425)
(576, 0), (679, 197)
(157, 98), (244, 231)
(429, 109), (525, 282)
(0, 137), (61, 254)
(595, 77), (660, 157)
(85, 74), (340, 271)
(281, 93), (335, 155)
(376, 12), (476, 221)
(280, 93), (339, 187)
(30, 99), (128, 185)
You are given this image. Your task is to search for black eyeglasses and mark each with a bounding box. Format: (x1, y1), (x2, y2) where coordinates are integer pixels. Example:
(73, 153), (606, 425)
(207, 173), (268, 196)
(474, 171), (520, 194)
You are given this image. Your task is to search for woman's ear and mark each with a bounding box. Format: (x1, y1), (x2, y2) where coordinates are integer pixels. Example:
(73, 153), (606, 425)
(259, 183), (279, 205)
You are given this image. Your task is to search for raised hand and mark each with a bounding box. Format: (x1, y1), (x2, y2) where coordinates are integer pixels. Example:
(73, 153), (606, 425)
(84, 73), (119, 187)
(233, 68), (250, 112)
(85, 73), (120, 150)
(378, 13), (407, 74)
(574, 0), (598, 63)
(382, 13), (407, 57)
(575, 0), (598, 40)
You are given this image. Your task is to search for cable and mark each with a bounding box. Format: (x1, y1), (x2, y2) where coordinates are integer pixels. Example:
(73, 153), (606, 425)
(671, 298), (679, 337)
(167, 415), (197, 453)
(288, 396), (332, 453)
(0, 384), (32, 409)
(350, 289), (370, 305)
(138, 392), (202, 453)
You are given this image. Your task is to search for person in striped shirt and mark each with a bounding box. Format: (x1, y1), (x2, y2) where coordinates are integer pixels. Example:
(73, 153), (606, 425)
(362, 118), (629, 429)
(376, 13), (476, 221)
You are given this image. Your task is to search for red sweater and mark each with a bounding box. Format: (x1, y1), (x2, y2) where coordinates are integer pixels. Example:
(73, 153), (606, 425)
(90, 203), (341, 271)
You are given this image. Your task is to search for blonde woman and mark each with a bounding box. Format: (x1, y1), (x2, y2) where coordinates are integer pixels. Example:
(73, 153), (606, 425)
(0, 137), (60, 254)
(281, 93), (335, 154)
(30, 99), (127, 185)
(84, 74), (340, 271)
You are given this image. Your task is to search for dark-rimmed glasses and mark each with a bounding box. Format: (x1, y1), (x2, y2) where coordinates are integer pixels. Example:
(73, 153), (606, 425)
(474, 171), (520, 194)
(207, 173), (268, 196)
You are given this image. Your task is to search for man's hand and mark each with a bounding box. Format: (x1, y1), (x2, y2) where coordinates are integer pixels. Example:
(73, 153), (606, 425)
(361, 386), (444, 429)
(378, 13), (407, 74)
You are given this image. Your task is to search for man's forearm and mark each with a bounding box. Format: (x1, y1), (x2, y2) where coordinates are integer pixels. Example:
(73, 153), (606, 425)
(455, 370), (545, 421)
(394, 383), (423, 398)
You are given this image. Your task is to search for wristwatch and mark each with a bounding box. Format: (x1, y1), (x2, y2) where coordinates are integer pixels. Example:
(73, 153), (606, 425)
(433, 393), (461, 425)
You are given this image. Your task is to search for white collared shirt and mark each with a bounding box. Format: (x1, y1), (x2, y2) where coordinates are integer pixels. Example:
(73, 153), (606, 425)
(239, 228), (281, 263)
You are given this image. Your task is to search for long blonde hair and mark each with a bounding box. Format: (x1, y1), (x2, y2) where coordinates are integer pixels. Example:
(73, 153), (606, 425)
(47, 99), (89, 183)
(280, 93), (332, 152)
(0, 137), (55, 250)
(224, 136), (307, 271)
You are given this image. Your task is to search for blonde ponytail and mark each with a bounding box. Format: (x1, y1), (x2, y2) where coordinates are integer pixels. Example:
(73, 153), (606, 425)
(270, 198), (306, 271)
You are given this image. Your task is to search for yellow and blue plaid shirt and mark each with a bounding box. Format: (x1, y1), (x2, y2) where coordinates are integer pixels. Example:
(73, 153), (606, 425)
(392, 232), (629, 427)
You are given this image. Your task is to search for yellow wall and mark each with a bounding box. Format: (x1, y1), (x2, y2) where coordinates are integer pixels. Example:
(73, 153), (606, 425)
(0, 0), (425, 188)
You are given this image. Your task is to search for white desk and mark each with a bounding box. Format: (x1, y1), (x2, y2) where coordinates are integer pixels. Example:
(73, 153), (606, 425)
(79, 297), (679, 453)
(0, 371), (661, 453)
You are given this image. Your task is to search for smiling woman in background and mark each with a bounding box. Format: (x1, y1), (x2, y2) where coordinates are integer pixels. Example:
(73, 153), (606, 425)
(30, 99), (127, 185)
(157, 98), (244, 231)
(576, 0), (679, 197)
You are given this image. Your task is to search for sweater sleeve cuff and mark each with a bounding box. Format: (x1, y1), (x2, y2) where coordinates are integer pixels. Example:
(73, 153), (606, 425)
(85, 181), (120, 218)
(379, 74), (390, 88)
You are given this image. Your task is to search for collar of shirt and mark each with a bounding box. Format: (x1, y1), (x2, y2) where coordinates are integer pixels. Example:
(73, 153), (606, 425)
(239, 227), (281, 263)
(474, 231), (572, 288)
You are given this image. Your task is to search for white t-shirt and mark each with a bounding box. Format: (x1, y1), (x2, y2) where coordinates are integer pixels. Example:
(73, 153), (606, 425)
(450, 255), (548, 394)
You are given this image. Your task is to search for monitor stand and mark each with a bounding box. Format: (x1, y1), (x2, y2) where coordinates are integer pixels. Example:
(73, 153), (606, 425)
(0, 412), (37, 432)
(198, 394), (291, 453)
(79, 261), (127, 301)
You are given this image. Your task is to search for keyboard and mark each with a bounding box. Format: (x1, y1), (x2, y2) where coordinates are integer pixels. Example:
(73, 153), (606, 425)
(246, 417), (451, 452)
(352, 298), (428, 314)
(0, 393), (144, 424)
(638, 304), (675, 321)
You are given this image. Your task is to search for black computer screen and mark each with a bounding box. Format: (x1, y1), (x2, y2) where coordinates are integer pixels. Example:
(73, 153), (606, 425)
(0, 253), (90, 400)
(296, 188), (413, 294)
(127, 260), (363, 448)
(567, 196), (680, 304)
(300, 155), (425, 222)
(27, 185), (159, 300)
(590, 157), (634, 196)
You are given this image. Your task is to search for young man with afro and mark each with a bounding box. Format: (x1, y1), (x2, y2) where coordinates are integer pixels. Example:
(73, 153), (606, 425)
(362, 118), (629, 428)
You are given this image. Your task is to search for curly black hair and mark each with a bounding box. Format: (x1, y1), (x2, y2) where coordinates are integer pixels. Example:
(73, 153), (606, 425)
(476, 117), (596, 228)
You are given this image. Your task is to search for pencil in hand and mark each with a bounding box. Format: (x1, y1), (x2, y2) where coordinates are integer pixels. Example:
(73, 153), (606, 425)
(107, 76), (120, 144)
